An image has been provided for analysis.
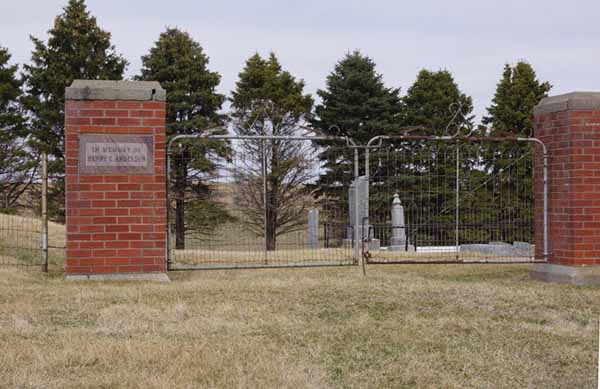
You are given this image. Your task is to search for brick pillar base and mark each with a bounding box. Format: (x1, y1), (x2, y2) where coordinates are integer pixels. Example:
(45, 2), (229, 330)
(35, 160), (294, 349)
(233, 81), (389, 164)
(64, 80), (169, 282)
(532, 92), (600, 285)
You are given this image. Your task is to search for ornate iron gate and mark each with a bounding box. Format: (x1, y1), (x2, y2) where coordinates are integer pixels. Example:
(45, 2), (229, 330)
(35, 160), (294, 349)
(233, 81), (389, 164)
(362, 135), (548, 265)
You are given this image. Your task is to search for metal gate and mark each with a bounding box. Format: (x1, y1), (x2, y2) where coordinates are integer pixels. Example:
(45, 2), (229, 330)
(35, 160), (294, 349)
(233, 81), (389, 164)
(167, 133), (361, 270)
(362, 134), (548, 265)
(166, 128), (549, 271)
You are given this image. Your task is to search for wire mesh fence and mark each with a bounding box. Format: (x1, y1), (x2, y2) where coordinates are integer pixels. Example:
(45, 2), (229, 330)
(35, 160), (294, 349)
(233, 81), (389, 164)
(167, 135), (358, 270)
(0, 153), (65, 271)
(364, 137), (544, 264)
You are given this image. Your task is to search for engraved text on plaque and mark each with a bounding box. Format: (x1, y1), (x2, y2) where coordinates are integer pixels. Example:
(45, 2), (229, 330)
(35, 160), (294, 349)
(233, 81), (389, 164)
(79, 134), (154, 174)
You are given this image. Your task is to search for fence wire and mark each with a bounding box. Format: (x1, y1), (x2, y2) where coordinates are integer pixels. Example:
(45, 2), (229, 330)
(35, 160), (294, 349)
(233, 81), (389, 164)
(0, 153), (66, 271)
(364, 138), (542, 264)
(168, 135), (357, 269)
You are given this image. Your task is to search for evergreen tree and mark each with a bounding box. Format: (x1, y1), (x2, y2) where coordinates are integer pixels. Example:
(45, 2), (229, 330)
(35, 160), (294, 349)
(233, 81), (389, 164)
(311, 51), (402, 237)
(0, 47), (24, 131)
(403, 69), (473, 134)
(21, 0), (127, 220)
(137, 28), (230, 249)
(0, 46), (36, 211)
(483, 62), (551, 137)
(230, 53), (314, 250)
(313, 51), (402, 144)
(312, 51), (402, 179)
(481, 62), (551, 243)
(391, 69), (475, 246)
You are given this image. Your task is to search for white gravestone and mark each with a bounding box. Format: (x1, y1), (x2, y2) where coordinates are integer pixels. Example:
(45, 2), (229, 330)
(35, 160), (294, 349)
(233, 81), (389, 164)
(388, 193), (414, 252)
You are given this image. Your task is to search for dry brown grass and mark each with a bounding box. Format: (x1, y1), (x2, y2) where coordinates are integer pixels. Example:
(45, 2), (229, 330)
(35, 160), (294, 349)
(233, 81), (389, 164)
(0, 264), (599, 388)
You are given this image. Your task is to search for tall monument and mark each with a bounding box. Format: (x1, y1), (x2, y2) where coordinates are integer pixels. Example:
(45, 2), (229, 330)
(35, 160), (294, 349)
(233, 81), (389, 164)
(388, 194), (414, 251)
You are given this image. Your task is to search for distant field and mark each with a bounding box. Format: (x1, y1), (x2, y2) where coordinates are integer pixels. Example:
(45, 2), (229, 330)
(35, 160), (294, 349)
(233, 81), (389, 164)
(0, 265), (598, 388)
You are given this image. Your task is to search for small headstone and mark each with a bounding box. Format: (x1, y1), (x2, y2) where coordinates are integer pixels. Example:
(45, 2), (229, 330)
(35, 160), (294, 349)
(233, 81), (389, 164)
(513, 241), (533, 250)
(459, 242), (534, 257)
(308, 208), (319, 249)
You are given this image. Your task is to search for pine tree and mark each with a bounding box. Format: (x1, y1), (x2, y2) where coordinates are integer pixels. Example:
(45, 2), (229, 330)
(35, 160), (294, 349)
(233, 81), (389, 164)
(311, 51), (402, 237)
(313, 51), (402, 143)
(483, 62), (551, 137)
(394, 69), (475, 246)
(21, 0), (127, 220)
(0, 46), (36, 211)
(403, 69), (473, 134)
(137, 28), (230, 249)
(481, 62), (551, 243)
(0, 47), (24, 131)
(312, 51), (402, 180)
(230, 53), (314, 250)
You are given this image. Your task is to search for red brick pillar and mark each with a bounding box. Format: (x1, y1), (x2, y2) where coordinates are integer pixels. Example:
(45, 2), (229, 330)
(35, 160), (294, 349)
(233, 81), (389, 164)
(64, 80), (169, 281)
(532, 92), (600, 285)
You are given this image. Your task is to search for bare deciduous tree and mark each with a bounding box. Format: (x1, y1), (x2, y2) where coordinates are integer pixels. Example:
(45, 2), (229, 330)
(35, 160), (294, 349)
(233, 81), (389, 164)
(232, 113), (318, 250)
(229, 53), (314, 250)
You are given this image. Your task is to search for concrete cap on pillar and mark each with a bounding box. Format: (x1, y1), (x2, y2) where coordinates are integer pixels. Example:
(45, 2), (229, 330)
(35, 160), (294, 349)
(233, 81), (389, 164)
(534, 92), (600, 116)
(65, 80), (166, 101)
(392, 193), (401, 205)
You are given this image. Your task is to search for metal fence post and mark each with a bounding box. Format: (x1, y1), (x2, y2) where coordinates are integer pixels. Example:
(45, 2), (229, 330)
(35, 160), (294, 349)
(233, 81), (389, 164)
(356, 147), (365, 275)
(41, 152), (48, 273)
(166, 149), (173, 270)
(455, 143), (460, 261)
(262, 139), (268, 265)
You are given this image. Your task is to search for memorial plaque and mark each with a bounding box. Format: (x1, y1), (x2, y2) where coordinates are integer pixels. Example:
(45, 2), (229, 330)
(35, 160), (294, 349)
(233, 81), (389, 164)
(79, 134), (154, 174)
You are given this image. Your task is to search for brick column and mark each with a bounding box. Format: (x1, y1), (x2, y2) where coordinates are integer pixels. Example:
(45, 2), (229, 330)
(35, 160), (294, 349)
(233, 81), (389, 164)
(531, 92), (600, 285)
(64, 80), (169, 281)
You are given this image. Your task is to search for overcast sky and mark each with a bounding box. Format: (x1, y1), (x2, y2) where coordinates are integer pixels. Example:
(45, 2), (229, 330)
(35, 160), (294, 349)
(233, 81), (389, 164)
(1, 0), (599, 121)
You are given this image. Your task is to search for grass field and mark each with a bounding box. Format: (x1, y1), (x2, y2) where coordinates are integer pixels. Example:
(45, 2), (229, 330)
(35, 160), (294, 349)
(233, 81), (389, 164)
(1, 264), (599, 388)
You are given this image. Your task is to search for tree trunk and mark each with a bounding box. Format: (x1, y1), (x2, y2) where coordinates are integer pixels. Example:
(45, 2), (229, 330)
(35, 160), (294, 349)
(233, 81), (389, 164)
(265, 143), (279, 251)
(175, 157), (187, 250)
(265, 190), (277, 251)
(175, 197), (185, 250)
